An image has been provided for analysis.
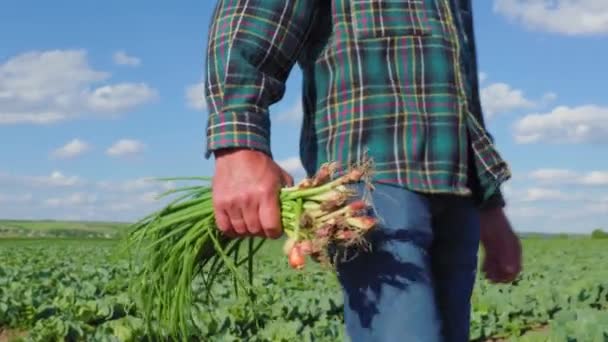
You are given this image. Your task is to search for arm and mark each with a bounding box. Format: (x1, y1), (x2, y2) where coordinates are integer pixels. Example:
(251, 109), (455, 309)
(204, 0), (318, 159)
(460, 0), (506, 210)
(203, 0), (318, 239)
(461, 1), (521, 283)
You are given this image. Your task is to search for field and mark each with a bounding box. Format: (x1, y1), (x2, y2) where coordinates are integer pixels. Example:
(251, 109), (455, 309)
(1, 228), (607, 341)
(0, 220), (127, 239)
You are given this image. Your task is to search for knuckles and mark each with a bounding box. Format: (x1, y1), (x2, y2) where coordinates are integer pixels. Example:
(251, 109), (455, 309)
(214, 185), (277, 209)
(211, 180), (282, 237)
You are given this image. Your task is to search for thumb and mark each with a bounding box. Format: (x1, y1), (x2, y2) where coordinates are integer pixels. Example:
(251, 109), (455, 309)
(281, 169), (294, 187)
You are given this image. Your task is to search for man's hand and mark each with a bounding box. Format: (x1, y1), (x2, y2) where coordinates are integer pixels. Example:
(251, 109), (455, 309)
(212, 148), (294, 239)
(479, 207), (522, 284)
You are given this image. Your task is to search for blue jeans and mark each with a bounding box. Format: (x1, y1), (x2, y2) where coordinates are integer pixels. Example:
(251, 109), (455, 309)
(336, 183), (481, 342)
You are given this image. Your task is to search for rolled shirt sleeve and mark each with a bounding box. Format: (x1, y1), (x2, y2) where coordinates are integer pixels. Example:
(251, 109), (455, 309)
(459, 0), (508, 209)
(203, 0), (318, 159)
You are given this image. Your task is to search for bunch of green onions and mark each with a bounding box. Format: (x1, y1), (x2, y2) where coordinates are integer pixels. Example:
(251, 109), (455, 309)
(124, 161), (377, 339)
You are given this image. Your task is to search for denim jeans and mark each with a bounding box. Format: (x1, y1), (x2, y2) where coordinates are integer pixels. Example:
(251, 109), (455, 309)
(335, 183), (481, 342)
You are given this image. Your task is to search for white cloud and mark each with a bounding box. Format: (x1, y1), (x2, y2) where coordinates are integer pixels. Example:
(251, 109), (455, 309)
(505, 206), (545, 218)
(588, 197), (608, 215)
(277, 156), (306, 177)
(529, 168), (608, 186)
(0, 49), (157, 125)
(112, 51), (141, 66)
(522, 187), (570, 201)
(106, 202), (136, 212)
(140, 191), (160, 203)
(95, 181), (174, 213)
(502, 184), (513, 197)
(276, 101), (303, 123)
(97, 178), (150, 192)
(481, 82), (536, 116)
(0, 171), (176, 222)
(550, 196), (608, 220)
(0, 193), (33, 204)
(502, 166), (608, 233)
(0, 170), (83, 187)
(529, 168), (579, 182)
(87, 83), (156, 113)
(97, 177), (174, 192)
(32, 171), (83, 187)
(478, 77), (556, 118)
(82, 190), (168, 217)
(0, 112), (67, 124)
(504, 184), (582, 202)
(514, 105), (608, 144)
(44, 192), (97, 207)
(494, 0), (608, 36)
(106, 139), (145, 158)
(186, 82), (207, 110)
(579, 171), (608, 185)
(4, 167), (599, 231)
(51, 139), (90, 159)
(503, 186), (607, 233)
(541, 92), (558, 104)
(479, 72), (488, 83)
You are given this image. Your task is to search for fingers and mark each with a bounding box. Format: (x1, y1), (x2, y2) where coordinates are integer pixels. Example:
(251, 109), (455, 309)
(260, 193), (282, 239)
(499, 246), (523, 283)
(212, 184), (246, 237)
(483, 255), (522, 284)
(214, 208), (236, 238)
(242, 201), (264, 237)
(227, 206), (247, 235)
(490, 272), (517, 284)
(482, 257), (501, 283)
(500, 262), (522, 283)
(214, 185), (280, 239)
(281, 170), (294, 187)
(216, 195), (265, 238)
(212, 160), (286, 239)
(480, 226), (523, 284)
(212, 183), (235, 237)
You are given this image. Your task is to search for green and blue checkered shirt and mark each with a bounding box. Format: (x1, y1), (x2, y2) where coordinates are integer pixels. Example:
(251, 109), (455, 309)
(203, 0), (511, 208)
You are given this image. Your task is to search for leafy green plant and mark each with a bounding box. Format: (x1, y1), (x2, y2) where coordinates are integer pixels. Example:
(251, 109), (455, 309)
(1, 232), (607, 341)
(591, 228), (608, 239)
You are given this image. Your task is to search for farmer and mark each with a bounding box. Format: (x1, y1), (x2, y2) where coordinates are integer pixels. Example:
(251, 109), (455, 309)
(203, 1), (522, 341)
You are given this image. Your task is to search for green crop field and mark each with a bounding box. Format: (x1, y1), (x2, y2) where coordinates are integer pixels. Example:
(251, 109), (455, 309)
(0, 220), (128, 239)
(1, 234), (607, 341)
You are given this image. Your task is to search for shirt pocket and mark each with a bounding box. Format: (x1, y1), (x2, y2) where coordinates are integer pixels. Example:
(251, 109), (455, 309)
(350, 0), (432, 39)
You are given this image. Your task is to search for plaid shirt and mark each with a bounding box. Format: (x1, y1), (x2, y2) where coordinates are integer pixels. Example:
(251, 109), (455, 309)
(203, 0), (511, 208)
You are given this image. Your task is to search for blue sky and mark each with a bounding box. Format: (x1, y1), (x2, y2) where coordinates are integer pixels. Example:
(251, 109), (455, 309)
(0, 0), (606, 234)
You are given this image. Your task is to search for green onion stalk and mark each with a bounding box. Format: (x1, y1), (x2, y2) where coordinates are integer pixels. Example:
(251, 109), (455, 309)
(124, 160), (377, 340)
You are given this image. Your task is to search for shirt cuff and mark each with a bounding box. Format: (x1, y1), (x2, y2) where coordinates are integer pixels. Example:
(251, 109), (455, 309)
(204, 111), (272, 159)
(479, 188), (506, 210)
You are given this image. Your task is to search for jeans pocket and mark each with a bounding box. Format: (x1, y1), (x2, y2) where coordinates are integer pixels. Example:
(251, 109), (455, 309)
(350, 0), (432, 40)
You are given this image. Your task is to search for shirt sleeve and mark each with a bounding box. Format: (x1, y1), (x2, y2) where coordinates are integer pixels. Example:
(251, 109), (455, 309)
(460, 0), (507, 209)
(203, 0), (318, 159)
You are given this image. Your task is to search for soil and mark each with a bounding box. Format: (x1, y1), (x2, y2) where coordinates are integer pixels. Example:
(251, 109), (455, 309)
(0, 329), (27, 342)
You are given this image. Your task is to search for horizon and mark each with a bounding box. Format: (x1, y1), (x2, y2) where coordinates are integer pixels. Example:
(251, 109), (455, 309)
(0, 218), (600, 238)
(1, 1), (606, 234)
